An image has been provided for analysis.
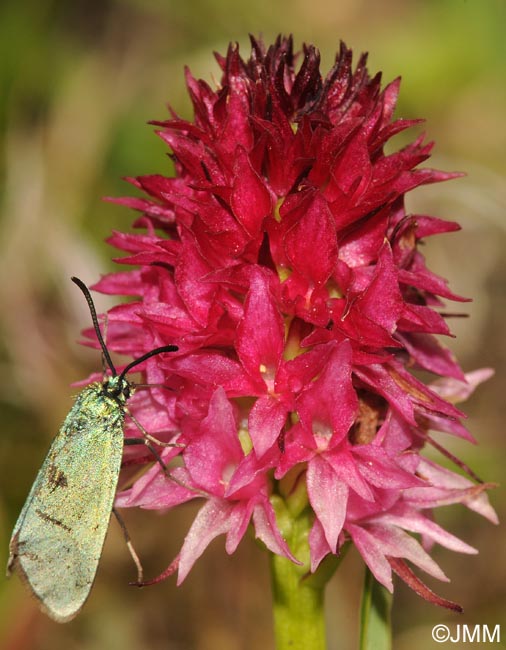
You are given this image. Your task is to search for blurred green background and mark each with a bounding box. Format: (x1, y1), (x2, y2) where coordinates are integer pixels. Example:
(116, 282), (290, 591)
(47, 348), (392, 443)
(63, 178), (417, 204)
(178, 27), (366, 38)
(0, 1), (504, 648)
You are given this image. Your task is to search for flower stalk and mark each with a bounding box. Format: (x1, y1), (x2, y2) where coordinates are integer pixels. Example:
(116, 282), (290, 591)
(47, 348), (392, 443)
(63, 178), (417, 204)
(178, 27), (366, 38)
(270, 551), (326, 650)
(270, 488), (342, 650)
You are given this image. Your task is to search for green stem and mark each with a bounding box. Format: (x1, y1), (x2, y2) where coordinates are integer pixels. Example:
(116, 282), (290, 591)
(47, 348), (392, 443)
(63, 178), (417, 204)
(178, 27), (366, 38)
(270, 552), (326, 650)
(359, 567), (393, 650)
(269, 481), (343, 650)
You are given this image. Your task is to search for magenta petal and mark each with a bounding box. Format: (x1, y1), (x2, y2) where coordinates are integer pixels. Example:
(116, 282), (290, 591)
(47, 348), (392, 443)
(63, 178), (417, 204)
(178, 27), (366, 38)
(375, 506), (477, 554)
(184, 387), (242, 493)
(105, 195), (175, 222)
(307, 455), (348, 550)
(225, 501), (255, 553)
(284, 192), (338, 285)
(330, 131), (372, 200)
(226, 447), (278, 497)
(174, 236), (215, 327)
(355, 243), (403, 334)
(397, 332), (466, 380)
(324, 447), (374, 501)
(338, 206), (389, 268)
(249, 395), (287, 457)
(168, 352), (258, 395)
(423, 412), (476, 443)
(413, 214), (461, 238)
(410, 458), (498, 523)
(252, 499), (301, 563)
(231, 147), (272, 236)
(115, 464), (195, 509)
(178, 499), (235, 583)
(236, 268), (284, 384)
(92, 270), (144, 296)
(429, 368), (494, 403)
(399, 303), (451, 336)
(346, 523), (393, 591)
(274, 423), (314, 478)
(399, 256), (469, 303)
(355, 360), (464, 426)
(308, 518), (332, 572)
(297, 341), (358, 443)
(368, 525), (448, 581)
(352, 446), (423, 489)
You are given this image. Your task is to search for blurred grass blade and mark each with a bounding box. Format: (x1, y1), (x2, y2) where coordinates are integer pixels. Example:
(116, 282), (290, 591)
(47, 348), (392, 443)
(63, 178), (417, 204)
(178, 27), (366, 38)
(359, 568), (392, 650)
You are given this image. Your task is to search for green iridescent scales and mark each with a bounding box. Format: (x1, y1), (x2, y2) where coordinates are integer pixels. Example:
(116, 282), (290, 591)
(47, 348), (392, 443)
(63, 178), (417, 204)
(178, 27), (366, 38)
(8, 379), (126, 623)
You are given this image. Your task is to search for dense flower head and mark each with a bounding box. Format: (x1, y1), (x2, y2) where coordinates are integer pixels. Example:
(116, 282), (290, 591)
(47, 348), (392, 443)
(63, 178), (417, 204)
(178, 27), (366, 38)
(93, 36), (496, 607)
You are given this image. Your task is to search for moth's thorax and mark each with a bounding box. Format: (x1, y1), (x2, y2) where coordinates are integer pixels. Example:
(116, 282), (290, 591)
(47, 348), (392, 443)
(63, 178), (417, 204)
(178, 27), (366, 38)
(101, 375), (134, 404)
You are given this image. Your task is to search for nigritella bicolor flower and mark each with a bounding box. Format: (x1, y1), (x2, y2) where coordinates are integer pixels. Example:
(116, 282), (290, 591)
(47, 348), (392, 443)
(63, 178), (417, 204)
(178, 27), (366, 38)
(92, 36), (496, 608)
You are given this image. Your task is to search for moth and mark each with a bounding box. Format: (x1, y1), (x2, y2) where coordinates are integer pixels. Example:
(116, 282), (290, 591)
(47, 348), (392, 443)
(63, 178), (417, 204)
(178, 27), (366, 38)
(7, 276), (178, 622)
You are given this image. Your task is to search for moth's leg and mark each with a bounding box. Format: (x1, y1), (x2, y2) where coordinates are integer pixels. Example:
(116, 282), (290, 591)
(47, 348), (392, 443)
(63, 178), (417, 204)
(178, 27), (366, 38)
(124, 437), (190, 491)
(124, 436), (170, 471)
(112, 507), (143, 584)
(126, 410), (184, 448)
(124, 437), (205, 495)
(123, 409), (210, 495)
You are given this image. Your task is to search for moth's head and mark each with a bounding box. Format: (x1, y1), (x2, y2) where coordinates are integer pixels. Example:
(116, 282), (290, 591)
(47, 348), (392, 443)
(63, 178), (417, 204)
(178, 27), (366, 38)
(103, 375), (133, 403)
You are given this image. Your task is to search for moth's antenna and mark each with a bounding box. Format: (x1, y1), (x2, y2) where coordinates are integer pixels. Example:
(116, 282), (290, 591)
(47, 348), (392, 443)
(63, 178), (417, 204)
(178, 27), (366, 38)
(71, 276), (117, 376)
(118, 345), (178, 383)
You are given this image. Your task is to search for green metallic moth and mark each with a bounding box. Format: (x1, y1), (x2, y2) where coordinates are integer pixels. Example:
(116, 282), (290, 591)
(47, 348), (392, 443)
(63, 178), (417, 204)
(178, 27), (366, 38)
(7, 276), (178, 622)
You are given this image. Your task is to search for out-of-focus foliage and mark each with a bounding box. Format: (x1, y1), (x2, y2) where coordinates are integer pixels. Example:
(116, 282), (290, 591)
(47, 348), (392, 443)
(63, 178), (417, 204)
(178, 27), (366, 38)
(0, 1), (504, 648)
